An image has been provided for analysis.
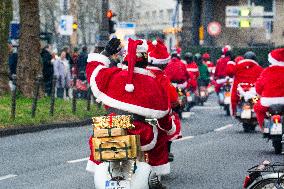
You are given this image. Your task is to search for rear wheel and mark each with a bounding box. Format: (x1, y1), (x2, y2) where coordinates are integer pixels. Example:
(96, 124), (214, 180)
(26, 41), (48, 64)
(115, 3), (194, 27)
(243, 123), (256, 133)
(272, 140), (282, 154)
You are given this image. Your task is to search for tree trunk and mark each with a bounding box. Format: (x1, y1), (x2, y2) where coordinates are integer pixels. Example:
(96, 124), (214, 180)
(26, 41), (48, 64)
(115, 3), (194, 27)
(0, 0), (13, 94)
(17, 0), (41, 98)
(181, 0), (192, 50)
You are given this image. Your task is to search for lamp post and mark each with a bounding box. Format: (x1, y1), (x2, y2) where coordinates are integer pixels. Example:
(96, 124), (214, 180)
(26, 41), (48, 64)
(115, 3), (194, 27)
(97, 0), (110, 48)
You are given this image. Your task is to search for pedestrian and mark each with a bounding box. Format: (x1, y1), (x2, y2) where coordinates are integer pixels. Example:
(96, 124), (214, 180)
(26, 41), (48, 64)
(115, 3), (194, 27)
(63, 46), (74, 67)
(71, 47), (79, 77)
(41, 45), (53, 96)
(77, 46), (88, 80)
(8, 43), (18, 91)
(53, 51), (71, 99)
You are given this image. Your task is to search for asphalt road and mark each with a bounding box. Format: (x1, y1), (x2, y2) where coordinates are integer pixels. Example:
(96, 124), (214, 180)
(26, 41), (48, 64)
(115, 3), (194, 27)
(0, 95), (283, 189)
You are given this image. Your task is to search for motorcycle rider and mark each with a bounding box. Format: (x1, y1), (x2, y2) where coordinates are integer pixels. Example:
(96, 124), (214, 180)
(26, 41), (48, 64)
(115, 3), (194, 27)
(254, 48), (284, 130)
(85, 38), (175, 185)
(146, 39), (180, 174)
(226, 52), (263, 116)
(214, 45), (233, 94)
(202, 53), (215, 76)
(195, 53), (210, 96)
(184, 52), (199, 92)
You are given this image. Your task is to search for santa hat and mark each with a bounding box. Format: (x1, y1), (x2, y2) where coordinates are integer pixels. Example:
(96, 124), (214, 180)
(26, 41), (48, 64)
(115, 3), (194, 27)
(88, 39), (169, 118)
(148, 39), (170, 65)
(222, 45), (232, 54)
(268, 48), (284, 66)
(202, 53), (210, 59)
(234, 56), (244, 63)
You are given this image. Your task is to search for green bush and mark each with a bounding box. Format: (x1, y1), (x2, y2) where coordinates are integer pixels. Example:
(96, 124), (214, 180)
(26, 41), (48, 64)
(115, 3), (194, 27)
(182, 46), (278, 67)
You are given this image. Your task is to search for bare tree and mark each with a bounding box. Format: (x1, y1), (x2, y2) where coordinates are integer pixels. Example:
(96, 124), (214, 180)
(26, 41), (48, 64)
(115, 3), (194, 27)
(17, 0), (41, 97)
(0, 0), (13, 94)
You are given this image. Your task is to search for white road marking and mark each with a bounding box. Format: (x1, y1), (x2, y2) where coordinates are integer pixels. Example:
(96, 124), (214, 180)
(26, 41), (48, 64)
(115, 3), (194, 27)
(67, 157), (89, 164)
(173, 136), (194, 142)
(192, 106), (220, 110)
(0, 174), (17, 181)
(214, 124), (233, 132)
(182, 112), (194, 118)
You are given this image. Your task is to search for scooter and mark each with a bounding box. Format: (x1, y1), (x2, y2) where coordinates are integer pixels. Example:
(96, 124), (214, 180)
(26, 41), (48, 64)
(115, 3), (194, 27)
(90, 115), (165, 189)
(263, 104), (284, 154)
(217, 77), (232, 116)
(185, 88), (196, 111)
(243, 160), (284, 189)
(236, 83), (258, 132)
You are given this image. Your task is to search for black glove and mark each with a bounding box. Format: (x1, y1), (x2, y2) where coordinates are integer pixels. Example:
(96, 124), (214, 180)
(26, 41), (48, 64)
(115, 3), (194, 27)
(103, 38), (121, 57)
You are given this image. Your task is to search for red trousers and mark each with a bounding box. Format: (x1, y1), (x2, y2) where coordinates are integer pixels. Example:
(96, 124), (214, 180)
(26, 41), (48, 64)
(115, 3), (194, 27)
(230, 84), (238, 116)
(254, 101), (268, 129)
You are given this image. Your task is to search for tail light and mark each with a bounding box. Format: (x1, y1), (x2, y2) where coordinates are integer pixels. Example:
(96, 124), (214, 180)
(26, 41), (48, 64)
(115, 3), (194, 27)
(272, 115), (281, 124)
(243, 175), (251, 188)
(186, 92), (190, 97)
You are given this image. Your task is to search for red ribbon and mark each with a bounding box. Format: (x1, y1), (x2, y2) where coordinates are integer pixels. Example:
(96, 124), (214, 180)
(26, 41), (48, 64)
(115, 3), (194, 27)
(109, 113), (116, 128)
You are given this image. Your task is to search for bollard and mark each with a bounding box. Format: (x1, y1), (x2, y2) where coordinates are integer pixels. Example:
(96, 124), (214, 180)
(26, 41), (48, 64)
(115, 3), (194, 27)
(31, 75), (42, 118)
(10, 74), (17, 120)
(86, 84), (91, 111)
(50, 75), (57, 116)
(72, 76), (77, 114)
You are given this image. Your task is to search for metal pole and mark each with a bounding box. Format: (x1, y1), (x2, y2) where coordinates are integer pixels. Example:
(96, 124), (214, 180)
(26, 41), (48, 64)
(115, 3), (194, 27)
(86, 84), (91, 111)
(31, 75), (42, 118)
(97, 0), (110, 48)
(50, 75), (57, 116)
(72, 76), (77, 113)
(191, 0), (201, 46)
(10, 74), (17, 120)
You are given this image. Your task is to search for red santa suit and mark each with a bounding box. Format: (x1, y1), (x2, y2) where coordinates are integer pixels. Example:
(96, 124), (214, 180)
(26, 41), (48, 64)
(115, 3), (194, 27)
(85, 39), (171, 174)
(164, 57), (189, 88)
(186, 62), (199, 91)
(254, 48), (284, 128)
(146, 39), (180, 175)
(214, 56), (231, 93)
(226, 59), (263, 116)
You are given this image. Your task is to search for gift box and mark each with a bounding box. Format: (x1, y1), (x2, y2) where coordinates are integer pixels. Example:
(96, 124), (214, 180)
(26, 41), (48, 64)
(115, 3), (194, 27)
(92, 135), (141, 161)
(92, 115), (134, 129)
(93, 128), (126, 138)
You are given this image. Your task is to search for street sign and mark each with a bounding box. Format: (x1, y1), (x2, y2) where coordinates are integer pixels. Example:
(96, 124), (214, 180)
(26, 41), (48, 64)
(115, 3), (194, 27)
(117, 22), (136, 29)
(207, 22), (221, 36)
(9, 22), (20, 39)
(226, 17), (264, 28)
(226, 6), (264, 17)
(58, 15), (73, 36)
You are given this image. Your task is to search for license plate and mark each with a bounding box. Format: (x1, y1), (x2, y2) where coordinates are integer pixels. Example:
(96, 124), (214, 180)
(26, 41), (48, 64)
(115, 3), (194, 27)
(105, 180), (130, 189)
(187, 96), (193, 102)
(270, 123), (283, 135)
(224, 97), (230, 104)
(263, 128), (269, 134)
(241, 109), (251, 119)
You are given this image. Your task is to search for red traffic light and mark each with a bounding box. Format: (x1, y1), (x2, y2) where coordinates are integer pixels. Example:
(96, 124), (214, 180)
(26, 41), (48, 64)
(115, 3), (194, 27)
(107, 10), (113, 19)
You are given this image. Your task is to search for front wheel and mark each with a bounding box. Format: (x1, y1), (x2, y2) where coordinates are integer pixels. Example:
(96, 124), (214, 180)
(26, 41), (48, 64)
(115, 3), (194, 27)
(249, 179), (284, 189)
(272, 140), (282, 154)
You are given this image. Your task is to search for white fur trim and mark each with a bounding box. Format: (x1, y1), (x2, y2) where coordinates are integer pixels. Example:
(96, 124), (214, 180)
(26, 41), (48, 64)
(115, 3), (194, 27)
(167, 116), (177, 135)
(90, 65), (169, 118)
(87, 53), (110, 67)
(172, 81), (188, 89)
(227, 61), (236, 65)
(122, 65), (156, 78)
(86, 160), (98, 173)
(260, 97), (284, 107)
(141, 124), (158, 151)
(152, 40), (157, 45)
(147, 66), (162, 71)
(238, 59), (259, 66)
(268, 53), (284, 66)
(186, 68), (199, 72)
(148, 56), (171, 65)
(152, 162), (170, 176)
(125, 84), (134, 92)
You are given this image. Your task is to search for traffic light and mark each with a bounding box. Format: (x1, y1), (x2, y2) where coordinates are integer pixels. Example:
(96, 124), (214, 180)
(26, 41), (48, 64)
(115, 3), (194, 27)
(107, 10), (116, 34)
(72, 22), (78, 31)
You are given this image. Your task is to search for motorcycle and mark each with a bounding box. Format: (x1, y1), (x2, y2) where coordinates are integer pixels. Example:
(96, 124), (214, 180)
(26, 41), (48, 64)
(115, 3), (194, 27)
(172, 82), (188, 118)
(243, 160), (284, 189)
(217, 77), (232, 116)
(236, 83), (258, 132)
(90, 115), (164, 189)
(185, 88), (196, 111)
(263, 104), (284, 154)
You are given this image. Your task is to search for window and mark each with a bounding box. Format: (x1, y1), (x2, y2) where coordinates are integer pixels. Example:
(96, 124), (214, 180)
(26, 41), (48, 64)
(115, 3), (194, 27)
(136, 13), (140, 19)
(152, 11), (157, 19)
(248, 0), (274, 16)
(167, 9), (173, 21)
(159, 10), (164, 21)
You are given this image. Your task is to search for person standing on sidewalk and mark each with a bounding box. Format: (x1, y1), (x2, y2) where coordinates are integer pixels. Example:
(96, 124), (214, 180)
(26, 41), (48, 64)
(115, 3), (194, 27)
(41, 45), (53, 96)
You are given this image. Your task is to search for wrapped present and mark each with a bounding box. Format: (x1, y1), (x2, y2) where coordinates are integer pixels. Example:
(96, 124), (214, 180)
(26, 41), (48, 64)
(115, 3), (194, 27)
(92, 135), (141, 161)
(92, 115), (134, 129)
(93, 128), (126, 138)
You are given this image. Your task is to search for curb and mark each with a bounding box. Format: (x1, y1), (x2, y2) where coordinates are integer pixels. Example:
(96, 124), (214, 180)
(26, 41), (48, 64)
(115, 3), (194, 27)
(0, 118), (92, 138)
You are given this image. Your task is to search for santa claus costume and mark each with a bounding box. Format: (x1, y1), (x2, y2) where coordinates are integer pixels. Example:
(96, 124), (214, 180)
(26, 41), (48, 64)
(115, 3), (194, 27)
(214, 45), (232, 93)
(226, 56), (263, 116)
(146, 39), (181, 175)
(85, 38), (177, 178)
(202, 53), (215, 75)
(254, 48), (284, 128)
(185, 56), (199, 92)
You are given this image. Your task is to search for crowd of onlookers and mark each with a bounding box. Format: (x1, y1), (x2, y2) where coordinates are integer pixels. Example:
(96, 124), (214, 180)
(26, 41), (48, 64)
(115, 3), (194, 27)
(7, 43), (91, 99)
